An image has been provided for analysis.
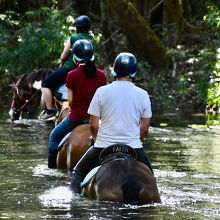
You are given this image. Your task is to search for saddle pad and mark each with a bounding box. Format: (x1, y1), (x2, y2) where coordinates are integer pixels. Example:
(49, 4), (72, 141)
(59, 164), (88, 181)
(57, 132), (71, 151)
(55, 83), (68, 101)
(80, 166), (101, 188)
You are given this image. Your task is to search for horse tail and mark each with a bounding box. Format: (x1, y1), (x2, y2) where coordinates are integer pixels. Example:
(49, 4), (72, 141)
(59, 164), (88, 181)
(121, 178), (141, 205)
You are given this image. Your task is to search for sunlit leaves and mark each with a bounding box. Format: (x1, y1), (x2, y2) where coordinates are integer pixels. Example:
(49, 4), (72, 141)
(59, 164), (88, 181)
(204, 5), (220, 36)
(0, 7), (75, 78)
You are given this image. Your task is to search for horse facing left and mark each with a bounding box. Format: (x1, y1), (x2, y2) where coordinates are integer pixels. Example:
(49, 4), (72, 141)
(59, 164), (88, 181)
(9, 69), (52, 121)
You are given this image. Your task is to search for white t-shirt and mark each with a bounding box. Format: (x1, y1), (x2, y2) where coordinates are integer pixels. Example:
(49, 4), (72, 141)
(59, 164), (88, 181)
(87, 81), (152, 148)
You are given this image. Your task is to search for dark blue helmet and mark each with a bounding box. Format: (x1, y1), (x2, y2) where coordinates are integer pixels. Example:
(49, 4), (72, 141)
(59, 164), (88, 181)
(112, 53), (137, 78)
(74, 15), (91, 31)
(73, 39), (94, 62)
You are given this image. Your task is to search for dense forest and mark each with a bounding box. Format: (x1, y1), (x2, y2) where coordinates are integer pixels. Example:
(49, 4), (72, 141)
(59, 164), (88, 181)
(0, 0), (219, 123)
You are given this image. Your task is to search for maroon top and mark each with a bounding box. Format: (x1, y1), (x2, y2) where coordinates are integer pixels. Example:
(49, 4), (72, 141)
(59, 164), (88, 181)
(66, 65), (107, 122)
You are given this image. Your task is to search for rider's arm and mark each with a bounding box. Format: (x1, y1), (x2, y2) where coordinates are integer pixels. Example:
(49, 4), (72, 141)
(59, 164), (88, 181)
(60, 38), (71, 66)
(67, 88), (74, 108)
(89, 115), (100, 141)
(140, 118), (150, 141)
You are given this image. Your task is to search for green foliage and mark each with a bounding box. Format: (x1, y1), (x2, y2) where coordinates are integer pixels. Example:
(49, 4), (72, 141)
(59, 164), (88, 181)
(173, 46), (218, 110)
(0, 8), (75, 82)
(138, 43), (219, 113)
(0, 7), (101, 84)
(206, 113), (220, 126)
(138, 61), (173, 109)
(207, 47), (220, 111)
(203, 4), (220, 36)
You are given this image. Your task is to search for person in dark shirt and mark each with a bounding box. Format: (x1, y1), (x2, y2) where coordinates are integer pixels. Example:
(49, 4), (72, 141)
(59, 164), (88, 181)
(39, 15), (96, 121)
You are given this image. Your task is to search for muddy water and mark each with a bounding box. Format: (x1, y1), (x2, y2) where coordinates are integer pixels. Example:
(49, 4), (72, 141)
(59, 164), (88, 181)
(0, 99), (220, 219)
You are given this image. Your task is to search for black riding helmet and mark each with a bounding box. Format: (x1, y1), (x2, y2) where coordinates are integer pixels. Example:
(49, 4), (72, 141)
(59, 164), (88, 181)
(73, 39), (94, 62)
(74, 15), (91, 31)
(112, 52), (137, 78)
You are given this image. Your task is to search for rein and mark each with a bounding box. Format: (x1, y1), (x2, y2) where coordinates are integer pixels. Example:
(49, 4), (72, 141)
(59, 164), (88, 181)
(11, 86), (41, 112)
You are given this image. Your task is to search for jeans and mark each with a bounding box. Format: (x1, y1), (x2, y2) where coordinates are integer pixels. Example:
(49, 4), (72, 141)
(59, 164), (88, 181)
(49, 116), (81, 153)
(42, 67), (71, 90)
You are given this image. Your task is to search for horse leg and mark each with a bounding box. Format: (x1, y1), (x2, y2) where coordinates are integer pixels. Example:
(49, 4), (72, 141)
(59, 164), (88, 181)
(82, 176), (96, 199)
(57, 141), (68, 169)
(67, 124), (91, 172)
(27, 111), (32, 119)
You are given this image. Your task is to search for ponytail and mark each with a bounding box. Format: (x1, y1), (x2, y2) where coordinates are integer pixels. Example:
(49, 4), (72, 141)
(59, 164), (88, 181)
(84, 60), (96, 78)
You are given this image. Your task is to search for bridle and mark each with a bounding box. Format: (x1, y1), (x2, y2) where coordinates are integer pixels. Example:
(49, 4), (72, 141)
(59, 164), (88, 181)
(11, 86), (41, 112)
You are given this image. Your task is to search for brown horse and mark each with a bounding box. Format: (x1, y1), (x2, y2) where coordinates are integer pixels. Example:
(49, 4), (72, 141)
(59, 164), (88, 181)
(81, 145), (161, 205)
(54, 97), (91, 172)
(9, 69), (52, 121)
(56, 124), (91, 171)
(9, 69), (91, 171)
(54, 97), (69, 126)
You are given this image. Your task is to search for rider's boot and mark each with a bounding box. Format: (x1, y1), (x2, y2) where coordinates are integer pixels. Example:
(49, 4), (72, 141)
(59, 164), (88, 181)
(48, 149), (58, 169)
(70, 147), (101, 193)
(70, 170), (84, 193)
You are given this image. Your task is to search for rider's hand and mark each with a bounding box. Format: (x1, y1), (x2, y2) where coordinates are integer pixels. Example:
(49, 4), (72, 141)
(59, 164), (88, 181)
(90, 136), (95, 146)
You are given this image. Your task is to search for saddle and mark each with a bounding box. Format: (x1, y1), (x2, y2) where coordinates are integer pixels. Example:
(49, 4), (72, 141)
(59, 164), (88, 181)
(81, 144), (137, 189)
(54, 83), (68, 101)
(57, 117), (90, 151)
(57, 132), (71, 151)
(99, 144), (137, 165)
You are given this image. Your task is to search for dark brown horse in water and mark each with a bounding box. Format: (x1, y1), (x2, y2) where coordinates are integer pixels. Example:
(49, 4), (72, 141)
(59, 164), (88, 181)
(9, 69), (91, 172)
(81, 145), (161, 205)
(9, 69), (52, 121)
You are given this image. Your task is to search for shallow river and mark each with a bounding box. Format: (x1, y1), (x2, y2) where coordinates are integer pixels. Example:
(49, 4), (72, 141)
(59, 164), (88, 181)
(0, 96), (220, 220)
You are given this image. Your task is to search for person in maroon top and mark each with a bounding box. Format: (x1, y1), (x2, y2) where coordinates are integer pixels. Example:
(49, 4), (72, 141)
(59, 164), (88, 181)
(48, 39), (107, 168)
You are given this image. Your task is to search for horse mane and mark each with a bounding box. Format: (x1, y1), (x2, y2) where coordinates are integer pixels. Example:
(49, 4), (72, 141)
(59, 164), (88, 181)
(15, 69), (53, 88)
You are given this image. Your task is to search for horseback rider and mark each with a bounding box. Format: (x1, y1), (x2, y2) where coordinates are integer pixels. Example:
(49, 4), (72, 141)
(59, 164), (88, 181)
(71, 52), (154, 193)
(48, 39), (107, 168)
(39, 15), (96, 121)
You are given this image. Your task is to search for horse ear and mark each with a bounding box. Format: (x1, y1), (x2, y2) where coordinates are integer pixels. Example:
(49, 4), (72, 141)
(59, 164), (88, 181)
(35, 69), (42, 81)
(15, 78), (22, 87)
(35, 69), (51, 81)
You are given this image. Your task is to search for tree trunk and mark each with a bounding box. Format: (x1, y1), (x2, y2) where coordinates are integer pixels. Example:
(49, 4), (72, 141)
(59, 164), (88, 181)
(105, 0), (169, 71)
(132, 0), (146, 17)
(163, 0), (183, 46)
(100, 0), (115, 64)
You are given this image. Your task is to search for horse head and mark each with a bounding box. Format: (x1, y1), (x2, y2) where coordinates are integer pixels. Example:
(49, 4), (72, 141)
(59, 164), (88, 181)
(9, 69), (52, 121)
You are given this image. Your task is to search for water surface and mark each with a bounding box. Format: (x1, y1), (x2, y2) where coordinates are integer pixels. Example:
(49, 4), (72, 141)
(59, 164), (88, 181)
(0, 99), (219, 219)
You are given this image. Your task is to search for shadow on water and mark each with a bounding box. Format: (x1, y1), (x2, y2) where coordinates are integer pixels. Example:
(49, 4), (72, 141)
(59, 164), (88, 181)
(0, 95), (220, 219)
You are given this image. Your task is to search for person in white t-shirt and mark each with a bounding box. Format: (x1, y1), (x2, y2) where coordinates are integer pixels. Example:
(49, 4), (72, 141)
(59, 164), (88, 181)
(71, 52), (153, 193)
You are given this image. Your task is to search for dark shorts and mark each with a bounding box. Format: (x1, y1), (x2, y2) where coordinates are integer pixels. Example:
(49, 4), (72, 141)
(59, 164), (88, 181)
(42, 67), (71, 90)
